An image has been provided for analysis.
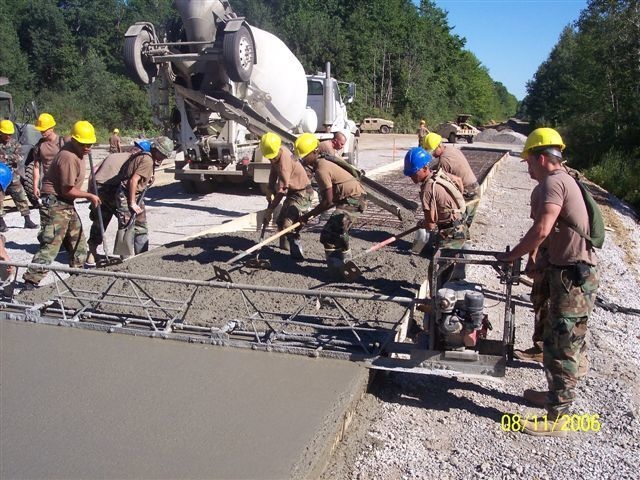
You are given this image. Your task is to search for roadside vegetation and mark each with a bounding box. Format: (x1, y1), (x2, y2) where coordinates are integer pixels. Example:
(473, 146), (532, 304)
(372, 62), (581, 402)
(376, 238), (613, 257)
(521, 0), (639, 212)
(0, 0), (516, 138)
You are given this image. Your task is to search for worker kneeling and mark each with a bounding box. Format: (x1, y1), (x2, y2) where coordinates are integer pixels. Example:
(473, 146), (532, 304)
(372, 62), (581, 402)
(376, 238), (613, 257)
(295, 133), (367, 279)
(404, 147), (468, 285)
(260, 132), (312, 260)
(87, 136), (173, 264)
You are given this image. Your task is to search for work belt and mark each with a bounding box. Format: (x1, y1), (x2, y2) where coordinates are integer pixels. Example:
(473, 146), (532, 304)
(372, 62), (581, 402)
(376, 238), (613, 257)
(437, 218), (463, 230)
(41, 194), (74, 208)
(336, 194), (367, 213)
(549, 261), (594, 287)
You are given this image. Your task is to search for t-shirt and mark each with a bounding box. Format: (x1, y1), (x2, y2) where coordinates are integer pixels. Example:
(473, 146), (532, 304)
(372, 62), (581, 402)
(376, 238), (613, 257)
(269, 147), (309, 193)
(119, 153), (154, 193)
(420, 173), (464, 225)
(35, 135), (63, 179)
(540, 169), (596, 266)
(93, 153), (131, 186)
(40, 145), (85, 201)
(436, 146), (477, 192)
(314, 158), (364, 202)
(529, 184), (549, 269)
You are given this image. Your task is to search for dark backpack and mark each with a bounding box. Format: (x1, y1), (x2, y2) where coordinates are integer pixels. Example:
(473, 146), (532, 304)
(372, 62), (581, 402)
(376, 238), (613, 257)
(558, 175), (605, 249)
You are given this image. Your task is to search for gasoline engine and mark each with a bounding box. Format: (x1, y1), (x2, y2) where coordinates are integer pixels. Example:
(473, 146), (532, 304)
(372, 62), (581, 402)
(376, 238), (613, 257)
(433, 280), (490, 350)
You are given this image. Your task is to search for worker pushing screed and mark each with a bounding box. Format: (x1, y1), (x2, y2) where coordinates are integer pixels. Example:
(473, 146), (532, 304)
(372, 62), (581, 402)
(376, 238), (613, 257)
(294, 133), (367, 280)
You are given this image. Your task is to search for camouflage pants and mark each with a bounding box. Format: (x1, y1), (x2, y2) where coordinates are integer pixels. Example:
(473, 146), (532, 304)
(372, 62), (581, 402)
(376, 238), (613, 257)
(88, 185), (148, 254)
(0, 172), (30, 217)
(320, 196), (366, 251)
(23, 196), (87, 284)
(543, 264), (598, 417)
(277, 189), (312, 239)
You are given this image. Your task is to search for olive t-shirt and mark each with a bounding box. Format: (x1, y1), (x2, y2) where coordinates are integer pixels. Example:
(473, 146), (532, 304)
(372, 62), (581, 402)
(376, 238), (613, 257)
(270, 147), (309, 193)
(314, 158), (364, 202)
(420, 173), (464, 225)
(540, 169), (596, 266)
(93, 153), (131, 186)
(40, 146), (85, 201)
(436, 146), (477, 192)
(36, 135), (63, 179)
(120, 153), (154, 193)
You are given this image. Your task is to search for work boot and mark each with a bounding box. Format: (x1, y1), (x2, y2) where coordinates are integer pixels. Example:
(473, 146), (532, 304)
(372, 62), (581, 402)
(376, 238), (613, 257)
(523, 389), (548, 408)
(514, 345), (543, 363)
(0, 217), (7, 233)
(288, 236), (304, 261)
(522, 415), (569, 437)
(325, 249), (344, 278)
(84, 246), (99, 268)
(23, 215), (38, 229)
(279, 236), (289, 251)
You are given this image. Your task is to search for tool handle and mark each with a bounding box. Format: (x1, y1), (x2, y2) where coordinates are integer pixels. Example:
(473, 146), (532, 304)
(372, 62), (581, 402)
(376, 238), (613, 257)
(88, 153), (110, 257)
(226, 222), (301, 265)
(354, 225), (421, 260)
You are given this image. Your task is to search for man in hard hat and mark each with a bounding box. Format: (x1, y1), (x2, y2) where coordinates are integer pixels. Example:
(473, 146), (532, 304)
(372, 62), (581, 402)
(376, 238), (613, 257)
(0, 119), (38, 232)
(496, 127), (598, 437)
(295, 133), (366, 278)
(403, 146), (467, 286)
(423, 132), (478, 199)
(22, 121), (101, 286)
(260, 132), (312, 260)
(318, 131), (347, 157)
(109, 128), (122, 153)
(416, 119), (429, 147)
(86, 136), (173, 265)
(0, 163), (14, 290)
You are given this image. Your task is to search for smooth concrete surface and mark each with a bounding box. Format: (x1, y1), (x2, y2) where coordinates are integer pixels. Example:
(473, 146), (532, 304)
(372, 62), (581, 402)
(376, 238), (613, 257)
(0, 320), (368, 479)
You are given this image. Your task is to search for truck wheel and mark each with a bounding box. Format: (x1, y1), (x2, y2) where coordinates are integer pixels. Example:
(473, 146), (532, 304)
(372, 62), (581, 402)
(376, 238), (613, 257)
(124, 27), (159, 85)
(448, 133), (457, 144)
(180, 179), (197, 194)
(347, 138), (359, 167)
(467, 136), (474, 144)
(223, 25), (255, 82)
(21, 161), (40, 208)
(379, 125), (390, 134)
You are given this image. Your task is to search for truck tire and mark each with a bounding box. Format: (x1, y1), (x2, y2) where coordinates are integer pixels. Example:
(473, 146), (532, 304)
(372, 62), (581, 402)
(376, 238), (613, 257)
(379, 125), (390, 134)
(347, 138), (359, 167)
(180, 179), (197, 194)
(448, 133), (457, 144)
(21, 160), (40, 208)
(223, 25), (255, 83)
(467, 136), (474, 144)
(124, 28), (158, 85)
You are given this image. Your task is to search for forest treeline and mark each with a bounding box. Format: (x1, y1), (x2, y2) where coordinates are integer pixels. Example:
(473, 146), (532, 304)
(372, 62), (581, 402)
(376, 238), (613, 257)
(0, 0), (517, 137)
(522, 0), (639, 211)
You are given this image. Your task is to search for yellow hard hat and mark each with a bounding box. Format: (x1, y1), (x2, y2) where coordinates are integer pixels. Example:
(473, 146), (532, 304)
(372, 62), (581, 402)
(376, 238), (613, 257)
(35, 113), (56, 132)
(260, 132), (281, 160)
(0, 119), (15, 135)
(422, 132), (442, 153)
(71, 120), (97, 144)
(420, 119), (425, 125)
(113, 128), (120, 134)
(294, 133), (319, 158)
(521, 127), (565, 159)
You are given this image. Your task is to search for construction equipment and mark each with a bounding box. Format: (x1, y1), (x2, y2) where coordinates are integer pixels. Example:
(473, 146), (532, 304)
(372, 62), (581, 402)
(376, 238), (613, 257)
(341, 225), (421, 281)
(244, 216), (270, 270)
(435, 114), (480, 144)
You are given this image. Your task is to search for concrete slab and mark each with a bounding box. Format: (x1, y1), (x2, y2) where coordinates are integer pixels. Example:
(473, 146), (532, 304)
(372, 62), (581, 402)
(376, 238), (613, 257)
(0, 320), (368, 479)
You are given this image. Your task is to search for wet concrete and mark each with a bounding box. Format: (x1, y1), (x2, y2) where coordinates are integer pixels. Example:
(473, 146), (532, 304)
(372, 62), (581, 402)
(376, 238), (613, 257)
(0, 320), (368, 479)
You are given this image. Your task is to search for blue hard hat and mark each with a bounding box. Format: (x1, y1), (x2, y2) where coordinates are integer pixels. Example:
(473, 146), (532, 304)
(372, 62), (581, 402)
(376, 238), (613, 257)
(403, 147), (432, 176)
(134, 139), (152, 152)
(0, 163), (12, 192)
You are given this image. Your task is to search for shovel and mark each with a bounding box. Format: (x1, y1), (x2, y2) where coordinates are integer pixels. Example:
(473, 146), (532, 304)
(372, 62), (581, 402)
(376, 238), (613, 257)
(244, 216), (271, 270)
(87, 153), (122, 268)
(341, 225), (421, 281)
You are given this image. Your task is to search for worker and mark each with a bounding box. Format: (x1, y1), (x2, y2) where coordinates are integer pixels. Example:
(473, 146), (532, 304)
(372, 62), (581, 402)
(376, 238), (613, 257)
(0, 164), (14, 289)
(86, 136), (173, 264)
(22, 121), (101, 287)
(294, 133), (366, 278)
(318, 131), (347, 157)
(0, 119), (38, 232)
(109, 128), (122, 153)
(496, 127), (599, 437)
(423, 132), (479, 199)
(416, 119), (429, 147)
(260, 132), (312, 260)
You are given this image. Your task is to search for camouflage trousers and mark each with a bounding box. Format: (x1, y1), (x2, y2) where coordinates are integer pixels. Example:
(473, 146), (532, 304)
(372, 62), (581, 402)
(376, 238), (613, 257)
(88, 185), (148, 254)
(320, 196), (367, 251)
(23, 195), (87, 284)
(543, 264), (598, 417)
(277, 189), (312, 239)
(0, 172), (30, 217)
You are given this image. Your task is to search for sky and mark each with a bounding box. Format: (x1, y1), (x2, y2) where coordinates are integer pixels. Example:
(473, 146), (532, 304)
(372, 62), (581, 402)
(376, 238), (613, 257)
(432, 0), (588, 100)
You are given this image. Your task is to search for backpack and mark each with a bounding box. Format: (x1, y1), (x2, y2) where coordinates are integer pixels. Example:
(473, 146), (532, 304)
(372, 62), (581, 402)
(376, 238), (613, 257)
(432, 169), (466, 216)
(558, 175), (605, 249)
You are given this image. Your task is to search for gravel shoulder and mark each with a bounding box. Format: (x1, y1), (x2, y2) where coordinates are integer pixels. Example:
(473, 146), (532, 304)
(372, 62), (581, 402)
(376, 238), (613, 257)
(322, 155), (640, 480)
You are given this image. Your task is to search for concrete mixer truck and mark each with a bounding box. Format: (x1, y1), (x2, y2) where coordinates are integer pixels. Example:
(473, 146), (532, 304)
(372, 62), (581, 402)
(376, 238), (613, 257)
(123, 0), (359, 193)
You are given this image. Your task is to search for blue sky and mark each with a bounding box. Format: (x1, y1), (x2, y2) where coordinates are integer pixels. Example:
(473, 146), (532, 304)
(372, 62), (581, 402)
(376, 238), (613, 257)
(432, 0), (588, 100)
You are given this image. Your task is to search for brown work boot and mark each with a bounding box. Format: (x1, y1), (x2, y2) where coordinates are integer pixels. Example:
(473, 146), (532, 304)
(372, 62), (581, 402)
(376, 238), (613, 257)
(523, 389), (548, 408)
(514, 345), (543, 363)
(522, 415), (569, 437)
(84, 246), (98, 268)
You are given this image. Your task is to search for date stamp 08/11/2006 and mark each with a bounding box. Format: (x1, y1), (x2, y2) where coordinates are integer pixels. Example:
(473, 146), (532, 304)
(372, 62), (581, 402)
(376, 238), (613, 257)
(501, 413), (601, 433)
